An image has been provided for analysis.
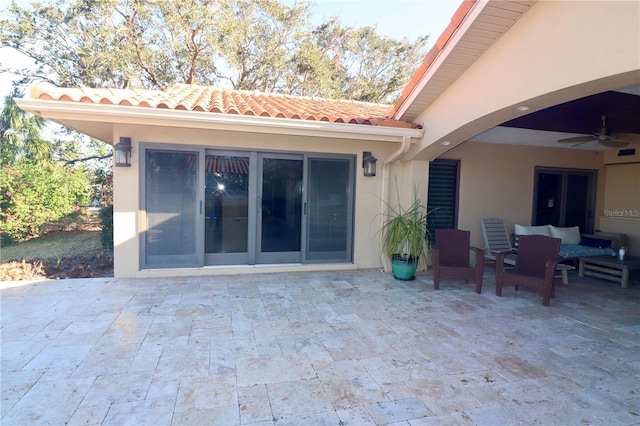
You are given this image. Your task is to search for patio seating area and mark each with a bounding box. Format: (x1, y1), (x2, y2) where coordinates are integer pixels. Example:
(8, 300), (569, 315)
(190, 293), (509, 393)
(2, 266), (639, 425)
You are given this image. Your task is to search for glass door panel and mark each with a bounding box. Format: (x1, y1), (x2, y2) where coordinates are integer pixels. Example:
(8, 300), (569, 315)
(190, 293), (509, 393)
(204, 154), (250, 265)
(257, 156), (303, 263)
(144, 150), (200, 267)
(533, 167), (596, 233)
(534, 172), (563, 226)
(305, 157), (353, 262)
(566, 174), (590, 230)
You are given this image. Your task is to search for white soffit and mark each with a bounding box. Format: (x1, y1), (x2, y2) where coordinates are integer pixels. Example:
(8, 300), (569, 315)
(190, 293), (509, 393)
(397, 0), (537, 122)
(16, 99), (424, 145)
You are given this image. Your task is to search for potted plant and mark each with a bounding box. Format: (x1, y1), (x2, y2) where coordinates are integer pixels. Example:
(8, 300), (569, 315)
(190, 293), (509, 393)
(378, 188), (432, 280)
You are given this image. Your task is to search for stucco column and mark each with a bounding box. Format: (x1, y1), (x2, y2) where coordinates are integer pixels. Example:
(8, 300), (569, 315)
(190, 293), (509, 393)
(112, 138), (139, 278)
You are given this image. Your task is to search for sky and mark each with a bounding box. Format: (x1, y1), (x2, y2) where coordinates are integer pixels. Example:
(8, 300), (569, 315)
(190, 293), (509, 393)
(308, 0), (460, 42)
(0, 0), (462, 97)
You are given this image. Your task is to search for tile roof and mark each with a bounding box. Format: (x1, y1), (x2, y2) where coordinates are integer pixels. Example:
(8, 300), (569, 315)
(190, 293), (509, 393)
(30, 83), (421, 129)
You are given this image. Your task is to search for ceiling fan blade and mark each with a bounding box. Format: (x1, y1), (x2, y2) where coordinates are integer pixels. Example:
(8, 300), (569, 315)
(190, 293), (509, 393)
(557, 136), (595, 143)
(600, 139), (629, 148)
(611, 133), (640, 144)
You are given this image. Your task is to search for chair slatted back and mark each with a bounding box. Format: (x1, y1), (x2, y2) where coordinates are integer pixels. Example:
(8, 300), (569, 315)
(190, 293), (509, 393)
(481, 218), (512, 253)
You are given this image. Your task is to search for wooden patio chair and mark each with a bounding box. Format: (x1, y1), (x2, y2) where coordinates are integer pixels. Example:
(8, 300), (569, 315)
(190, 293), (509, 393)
(482, 217), (572, 284)
(481, 217), (516, 266)
(495, 234), (563, 306)
(432, 229), (485, 293)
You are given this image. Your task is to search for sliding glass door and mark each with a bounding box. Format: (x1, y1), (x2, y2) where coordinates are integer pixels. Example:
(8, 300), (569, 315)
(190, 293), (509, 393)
(257, 155), (304, 263)
(142, 147), (354, 268)
(305, 157), (354, 262)
(204, 153), (252, 265)
(144, 149), (201, 267)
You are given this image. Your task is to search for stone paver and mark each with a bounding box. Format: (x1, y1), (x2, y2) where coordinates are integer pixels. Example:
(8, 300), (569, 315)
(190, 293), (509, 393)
(2, 267), (640, 425)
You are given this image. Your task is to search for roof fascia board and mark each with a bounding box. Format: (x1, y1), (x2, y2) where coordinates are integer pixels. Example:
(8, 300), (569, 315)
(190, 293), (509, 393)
(16, 98), (424, 143)
(393, 0), (490, 119)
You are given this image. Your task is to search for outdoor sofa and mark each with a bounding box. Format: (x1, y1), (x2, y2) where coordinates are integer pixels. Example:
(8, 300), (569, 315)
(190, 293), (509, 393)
(514, 224), (621, 261)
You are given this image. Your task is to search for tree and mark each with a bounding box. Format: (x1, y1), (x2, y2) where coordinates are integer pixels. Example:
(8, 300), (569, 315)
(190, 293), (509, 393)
(0, 161), (91, 242)
(0, 86), (51, 166)
(0, 0), (428, 103)
(1, 82), (112, 168)
(0, 60), (111, 247)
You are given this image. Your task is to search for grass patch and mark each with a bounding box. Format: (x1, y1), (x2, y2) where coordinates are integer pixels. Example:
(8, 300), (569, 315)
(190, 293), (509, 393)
(0, 230), (103, 263)
(1, 213), (113, 281)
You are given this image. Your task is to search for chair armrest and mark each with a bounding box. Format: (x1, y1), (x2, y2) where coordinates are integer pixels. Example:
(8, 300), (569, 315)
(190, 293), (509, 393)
(470, 246), (484, 265)
(431, 245), (440, 266)
(544, 256), (564, 276)
(486, 248), (516, 255)
(495, 250), (513, 265)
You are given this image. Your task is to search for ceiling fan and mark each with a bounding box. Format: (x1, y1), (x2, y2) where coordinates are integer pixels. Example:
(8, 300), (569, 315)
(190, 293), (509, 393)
(557, 115), (640, 147)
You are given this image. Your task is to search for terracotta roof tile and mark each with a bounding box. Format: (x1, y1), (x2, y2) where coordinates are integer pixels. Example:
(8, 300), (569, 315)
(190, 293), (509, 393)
(29, 84), (421, 129)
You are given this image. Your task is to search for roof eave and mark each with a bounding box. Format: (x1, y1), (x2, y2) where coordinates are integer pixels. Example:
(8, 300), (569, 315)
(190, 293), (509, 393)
(391, 0), (481, 120)
(15, 98), (424, 144)
(391, 0), (536, 122)
(390, 0), (478, 119)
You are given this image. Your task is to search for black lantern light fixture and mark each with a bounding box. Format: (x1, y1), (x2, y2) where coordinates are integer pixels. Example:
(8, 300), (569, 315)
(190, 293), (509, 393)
(362, 151), (377, 177)
(114, 137), (132, 167)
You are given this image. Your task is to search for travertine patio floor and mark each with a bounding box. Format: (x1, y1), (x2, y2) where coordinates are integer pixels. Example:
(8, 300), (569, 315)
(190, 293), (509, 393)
(2, 266), (639, 425)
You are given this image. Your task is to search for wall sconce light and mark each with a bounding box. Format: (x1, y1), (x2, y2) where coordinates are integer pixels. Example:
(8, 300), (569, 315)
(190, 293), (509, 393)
(114, 137), (132, 167)
(362, 151), (377, 177)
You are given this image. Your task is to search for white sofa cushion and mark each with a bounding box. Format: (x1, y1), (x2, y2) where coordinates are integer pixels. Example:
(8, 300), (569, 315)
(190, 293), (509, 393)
(549, 225), (582, 245)
(514, 224), (552, 237)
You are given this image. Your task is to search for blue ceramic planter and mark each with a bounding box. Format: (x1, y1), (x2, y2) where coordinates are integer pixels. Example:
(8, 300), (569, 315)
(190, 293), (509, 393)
(391, 255), (418, 280)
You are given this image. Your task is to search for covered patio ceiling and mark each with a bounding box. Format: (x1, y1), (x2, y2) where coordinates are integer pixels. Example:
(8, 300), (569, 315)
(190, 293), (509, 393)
(392, 0), (640, 155)
(469, 85), (640, 151)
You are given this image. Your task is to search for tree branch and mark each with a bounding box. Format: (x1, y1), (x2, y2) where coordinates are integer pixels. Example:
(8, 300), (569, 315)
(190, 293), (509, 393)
(64, 153), (111, 165)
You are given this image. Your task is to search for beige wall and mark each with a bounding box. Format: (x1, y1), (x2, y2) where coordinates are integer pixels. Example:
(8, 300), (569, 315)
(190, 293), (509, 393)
(599, 149), (640, 255)
(108, 127), (640, 278)
(112, 123), (404, 277)
(439, 141), (607, 249)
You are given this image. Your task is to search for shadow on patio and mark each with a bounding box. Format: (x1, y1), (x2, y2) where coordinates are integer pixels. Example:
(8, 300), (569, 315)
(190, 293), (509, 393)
(2, 265), (639, 425)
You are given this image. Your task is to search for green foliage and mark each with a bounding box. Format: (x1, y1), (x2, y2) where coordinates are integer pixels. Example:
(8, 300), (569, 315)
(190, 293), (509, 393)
(99, 205), (113, 250)
(377, 187), (432, 261)
(0, 161), (91, 241)
(0, 0), (429, 103)
(0, 86), (51, 166)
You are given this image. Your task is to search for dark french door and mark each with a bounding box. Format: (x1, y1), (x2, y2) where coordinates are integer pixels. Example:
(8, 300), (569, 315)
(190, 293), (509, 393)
(533, 167), (596, 233)
(142, 146), (354, 268)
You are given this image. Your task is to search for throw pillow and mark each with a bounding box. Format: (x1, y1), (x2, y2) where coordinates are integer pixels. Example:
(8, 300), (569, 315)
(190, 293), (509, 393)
(514, 224), (552, 237)
(549, 225), (581, 245)
(579, 237), (612, 248)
